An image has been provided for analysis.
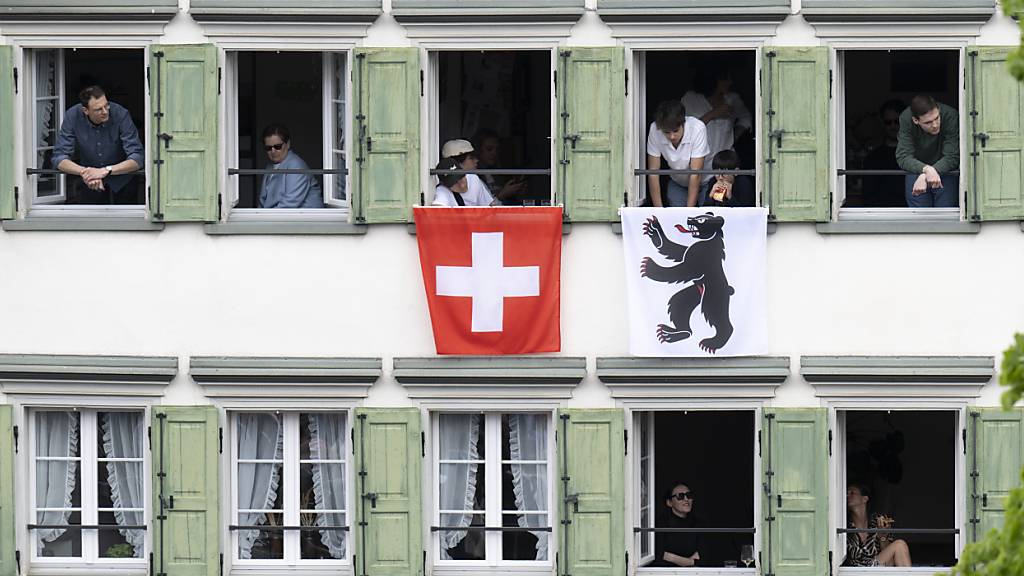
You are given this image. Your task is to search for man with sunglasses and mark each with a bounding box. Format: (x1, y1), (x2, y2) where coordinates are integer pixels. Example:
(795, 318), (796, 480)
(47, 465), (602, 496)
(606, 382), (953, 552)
(259, 123), (324, 209)
(653, 482), (702, 567)
(895, 94), (959, 208)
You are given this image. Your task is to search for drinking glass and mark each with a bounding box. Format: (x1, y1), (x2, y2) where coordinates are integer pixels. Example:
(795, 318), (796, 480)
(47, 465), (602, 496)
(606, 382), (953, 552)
(740, 545), (755, 568)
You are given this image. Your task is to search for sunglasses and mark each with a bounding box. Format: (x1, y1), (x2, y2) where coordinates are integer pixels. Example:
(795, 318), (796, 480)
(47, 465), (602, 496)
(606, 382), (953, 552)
(264, 143), (285, 152)
(671, 492), (694, 501)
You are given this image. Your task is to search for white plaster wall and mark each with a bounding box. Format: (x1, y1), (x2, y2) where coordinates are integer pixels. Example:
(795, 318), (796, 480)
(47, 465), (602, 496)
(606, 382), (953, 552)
(1, 2), (1021, 409)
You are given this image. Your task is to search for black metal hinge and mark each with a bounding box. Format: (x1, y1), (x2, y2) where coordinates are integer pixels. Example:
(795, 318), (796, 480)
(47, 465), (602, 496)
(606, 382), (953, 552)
(219, 427), (223, 454)
(553, 70), (557, 94)
(13, 186), (18, 209)
(351, 427), (355, 454)
(217, 193), (222, 221)
(420, 69), (424, 97)
(12, 66), (18, 94)
(12, 425), (18, 453)
(148, 425), (152, 451)
(624, 429), (628, 456)
(15, 549), (20, 575)
(422, 549), (426, 573)
(624, 550), (629, 576)
(757, 429), (761, 457)
(829, 550), (834, 576)
(421, 431), (425, 458)
(219, 553), (224, 576)
(962, 428), (967, 454)
(828, 429), (832, 457)
(218, 67), (222, 95)
(624, 68), (629, 97)
(829, 69), (833, 100)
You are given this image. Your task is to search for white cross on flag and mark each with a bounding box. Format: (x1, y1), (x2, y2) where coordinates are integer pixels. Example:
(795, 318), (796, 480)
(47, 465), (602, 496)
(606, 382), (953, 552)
(414, 207), (562, 355)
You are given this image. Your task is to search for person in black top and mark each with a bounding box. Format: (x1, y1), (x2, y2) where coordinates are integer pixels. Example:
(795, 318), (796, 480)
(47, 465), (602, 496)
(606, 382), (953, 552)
(699, 150), (755, 208)
(653, 482), (702, 567)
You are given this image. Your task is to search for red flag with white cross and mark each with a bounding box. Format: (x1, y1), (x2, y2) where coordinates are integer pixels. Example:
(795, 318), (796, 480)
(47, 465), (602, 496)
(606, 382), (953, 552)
(413, 206), (562, 355)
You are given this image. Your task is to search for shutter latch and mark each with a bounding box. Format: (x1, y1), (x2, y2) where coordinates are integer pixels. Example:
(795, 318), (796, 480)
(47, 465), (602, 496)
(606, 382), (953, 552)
(157, 133), (174, 149)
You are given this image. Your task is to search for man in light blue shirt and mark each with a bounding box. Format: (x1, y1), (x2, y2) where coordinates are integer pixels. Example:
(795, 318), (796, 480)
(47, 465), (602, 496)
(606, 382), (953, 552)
(260, 124), (324, 209)
(53, 85), (144, 204)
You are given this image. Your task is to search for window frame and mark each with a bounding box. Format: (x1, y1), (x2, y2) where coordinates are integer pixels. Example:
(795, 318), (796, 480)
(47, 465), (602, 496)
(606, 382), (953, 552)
(227, 409), (353, 570)
(26, 407), (150, 572)
(430, 410), (555, 571)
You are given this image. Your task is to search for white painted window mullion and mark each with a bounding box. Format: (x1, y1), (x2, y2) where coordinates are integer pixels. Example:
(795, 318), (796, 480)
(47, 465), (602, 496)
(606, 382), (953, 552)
(81, 411), (98, 563)
(283, 413), (300, 565)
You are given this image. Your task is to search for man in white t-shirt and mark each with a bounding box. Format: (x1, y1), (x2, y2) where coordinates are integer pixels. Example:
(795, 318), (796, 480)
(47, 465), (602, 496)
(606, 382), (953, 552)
(646, 100), (710, 207)
(432, 157), (496, 207)
(434, 138), (497, 206)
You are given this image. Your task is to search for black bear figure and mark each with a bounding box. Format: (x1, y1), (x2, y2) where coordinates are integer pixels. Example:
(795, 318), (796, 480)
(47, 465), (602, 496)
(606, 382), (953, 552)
(640, 213), (735, 353)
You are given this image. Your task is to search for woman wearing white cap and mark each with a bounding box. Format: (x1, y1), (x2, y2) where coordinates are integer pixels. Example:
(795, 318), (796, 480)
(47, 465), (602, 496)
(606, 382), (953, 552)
(436, 139), (499, 206)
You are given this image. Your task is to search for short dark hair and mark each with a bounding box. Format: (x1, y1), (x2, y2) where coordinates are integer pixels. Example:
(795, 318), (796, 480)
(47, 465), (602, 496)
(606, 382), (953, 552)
(712, 149), (740, 171)
(663, 481), (690, 501)
(473, 127), (500, 148)
(436, 158), (464, 189)
(848, 482), (872, 499)
(655, 100), (686, 132)
(451, 151), (475, 166)
(78, 85), (106, 107)
(909, 95), (938, 119)
(262, 123), (291, 143)
(694, 65), (730, 98)
(879, 99), (906, 117)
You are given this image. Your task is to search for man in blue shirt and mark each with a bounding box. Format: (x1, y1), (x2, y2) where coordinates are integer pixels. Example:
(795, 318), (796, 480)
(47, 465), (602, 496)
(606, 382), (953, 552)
(53, 85), (144, 205)
(259, 124), (324, 209)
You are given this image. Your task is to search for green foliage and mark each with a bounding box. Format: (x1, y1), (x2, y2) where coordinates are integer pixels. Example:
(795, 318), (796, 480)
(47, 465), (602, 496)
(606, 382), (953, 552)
(1004, 0), (1024, 80)
(949, 334), (1024, 575)
(104, 543), (136, 558)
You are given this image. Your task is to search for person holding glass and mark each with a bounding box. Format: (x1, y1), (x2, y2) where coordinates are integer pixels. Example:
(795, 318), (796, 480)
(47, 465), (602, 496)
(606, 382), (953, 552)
(653, 482), (702, 567)
(843, 483), (912, 567)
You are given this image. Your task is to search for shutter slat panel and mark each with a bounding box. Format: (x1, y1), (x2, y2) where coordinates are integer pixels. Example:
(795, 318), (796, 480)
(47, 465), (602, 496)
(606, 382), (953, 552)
(969, 47), (1024, 221)
(969, 409), (1024, 540)
(0, 46), (13, 220)
(0, 406), (14, 576)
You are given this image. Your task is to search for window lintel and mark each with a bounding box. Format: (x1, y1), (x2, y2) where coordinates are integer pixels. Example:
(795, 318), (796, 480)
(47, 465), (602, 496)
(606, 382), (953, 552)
(0, 353), (176, 396)
(190, 356), (381, 398)
(802, 355), (993, 399)
(597, 356), (789, 400)
(395, 356), (585, 404)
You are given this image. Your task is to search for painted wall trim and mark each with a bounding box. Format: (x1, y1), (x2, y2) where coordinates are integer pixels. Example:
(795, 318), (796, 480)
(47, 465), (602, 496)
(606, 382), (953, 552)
(2, 218), (164, 232)
(815, 220), (982, 234)
(190, 356), (381, 398)
(203, 221), (368, 235)
(596, 356), (788, 399)
(395, 356), (585, 403)
(0, 353), (176, 396)
(802, 355), (993, 398)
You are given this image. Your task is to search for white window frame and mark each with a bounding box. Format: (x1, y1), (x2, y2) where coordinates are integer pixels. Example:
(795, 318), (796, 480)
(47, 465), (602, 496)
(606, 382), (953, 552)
(629, 47), (764, 208)
(430, 410), (555, 572)
(228, 410), (352, 572)
(424, 47), (557, 207)
(831, 45), (968, 223)
(221, 49), (351, 220)
(630, 407), (761, 575)
(16, 44), (151, 217)
(27, 407), (150, 574)
(827, 402), (967, 576)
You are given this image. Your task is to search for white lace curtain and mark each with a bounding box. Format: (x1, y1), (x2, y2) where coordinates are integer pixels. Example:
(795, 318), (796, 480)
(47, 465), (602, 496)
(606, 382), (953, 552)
(438, 413), (481, 560)
(308, 413), (347, 559)
(101, 412), (145, 558)
(237, 413), (283, 559)
(508, 414), (548, 561)
(35, 411), (79, 552)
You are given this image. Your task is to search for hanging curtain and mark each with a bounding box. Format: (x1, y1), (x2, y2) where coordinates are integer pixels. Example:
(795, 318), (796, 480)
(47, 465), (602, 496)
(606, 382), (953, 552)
(308, 413), (347, 559)
(508, 413), (548, 561)
(437, 413), (481, 560)
(101, 412), (145, 558)
(236, 413), (283, 559)
(35, 411), (79, 552)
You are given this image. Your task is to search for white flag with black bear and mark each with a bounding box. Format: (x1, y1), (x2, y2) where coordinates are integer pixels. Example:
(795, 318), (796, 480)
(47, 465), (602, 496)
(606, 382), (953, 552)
(621, 207), (768, 356)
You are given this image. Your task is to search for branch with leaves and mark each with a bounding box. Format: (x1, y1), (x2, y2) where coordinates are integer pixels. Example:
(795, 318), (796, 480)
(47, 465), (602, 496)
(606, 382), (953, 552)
(1003, 0), (1024, 79)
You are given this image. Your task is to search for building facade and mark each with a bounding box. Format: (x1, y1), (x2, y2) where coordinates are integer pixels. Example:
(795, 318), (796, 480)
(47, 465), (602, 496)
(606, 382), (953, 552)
(0, 1), (1023, 575)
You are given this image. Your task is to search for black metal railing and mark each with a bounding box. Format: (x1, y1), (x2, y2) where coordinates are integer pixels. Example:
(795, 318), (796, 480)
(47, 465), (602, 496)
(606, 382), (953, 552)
(28, 524), (147, 531)
(634, 527), (756, 534)
(431, 526), (552, 532)
(635, 169), (756, 176)
(229, 525), (349, 532)
(837, 528), (959, 535)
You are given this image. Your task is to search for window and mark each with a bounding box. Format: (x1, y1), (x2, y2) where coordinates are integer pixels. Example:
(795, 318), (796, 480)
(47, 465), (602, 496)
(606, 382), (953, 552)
(634, 410), (756, 569)
(835, 410), (959, 570)
(837, 49), (962, 213)
(225, 51), (347, 212)
(30, 410), (146, 564)
(434, 412), (551, 565)
(230, 412), (349, 565)
(431, 50), (553, 206)
(634, 50), (757, 208)
(24, 48), (147, 207)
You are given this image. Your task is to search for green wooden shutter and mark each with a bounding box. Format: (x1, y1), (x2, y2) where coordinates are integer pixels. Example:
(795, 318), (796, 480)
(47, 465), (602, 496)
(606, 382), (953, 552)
(150, 44), (219, 222)
(0, 45), (15, 220)
(967, 47), (1024, 221)
(764, 47), (830, 222)
(557, 409), (625, 576)
(354, 408), (422, 576)
(557, 47), (625, 222)
(0, 406), (14, 576)
(968, 409), (1024, 541)
(353, 48), (420, 224)
(152, 406), (220, 576)
(762, 408), (828, 576)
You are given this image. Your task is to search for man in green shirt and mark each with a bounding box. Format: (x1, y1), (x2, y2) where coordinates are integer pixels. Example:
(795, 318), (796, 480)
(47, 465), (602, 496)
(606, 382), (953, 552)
(895, 94), (959, 208)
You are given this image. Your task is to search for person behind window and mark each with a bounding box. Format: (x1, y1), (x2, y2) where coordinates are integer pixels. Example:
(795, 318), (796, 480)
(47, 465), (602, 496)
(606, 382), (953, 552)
(432, 158), (496, 207)
(895, 94), (959, 208)
(862, 99), (908, 208)
(653, 482), (702, 567)
(440, 138), (501, 205)
(699, 150), (755, 208)
(682, 63), (752, 174)
(259, 123), (324, 209)
(646, 100), (710, 208)
(843, 483), (912, 567)
(53, 85), (144, 205)
(472, 128), (526, 204)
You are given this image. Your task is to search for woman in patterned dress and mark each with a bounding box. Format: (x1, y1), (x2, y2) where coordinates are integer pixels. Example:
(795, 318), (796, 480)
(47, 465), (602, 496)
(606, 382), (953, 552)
(844, 483), (912, 567)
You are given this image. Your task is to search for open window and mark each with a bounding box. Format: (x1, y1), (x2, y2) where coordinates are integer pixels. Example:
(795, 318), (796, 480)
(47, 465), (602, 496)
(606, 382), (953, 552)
(837, 49), (962, 214)
(430, 50), (553, 206)
(633, 410), (756, 570)
(224, 51), (348, 213)
(633, 50), (758, 207)
(24, 48), (147, 207)
(834, 410), (960, 571)
(432, 412), (552, 567)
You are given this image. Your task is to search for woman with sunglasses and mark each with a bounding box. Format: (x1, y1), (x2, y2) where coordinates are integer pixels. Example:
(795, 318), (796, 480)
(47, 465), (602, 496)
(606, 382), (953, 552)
(653, 482), (701, 567)
(259, 123), (324, 209)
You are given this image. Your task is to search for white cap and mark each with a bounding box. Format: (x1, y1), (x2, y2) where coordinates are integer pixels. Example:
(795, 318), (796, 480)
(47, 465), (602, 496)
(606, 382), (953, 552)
(441, 139), (474, 158)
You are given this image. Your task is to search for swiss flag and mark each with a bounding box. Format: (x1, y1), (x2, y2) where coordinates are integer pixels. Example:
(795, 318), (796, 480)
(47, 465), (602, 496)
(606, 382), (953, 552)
(413, 207), (562, 355)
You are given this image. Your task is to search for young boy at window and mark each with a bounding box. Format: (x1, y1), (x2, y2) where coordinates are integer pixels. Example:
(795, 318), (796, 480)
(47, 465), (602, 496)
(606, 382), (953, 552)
(432, 158), (496, 207)
(259, 123), (324, 209)
(439, 138), (503, 205)
(653, 482), (702, 567)
(895, 94), (959, 208)
(646, 100), (710, 208)
(700, 150), (755, 208)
